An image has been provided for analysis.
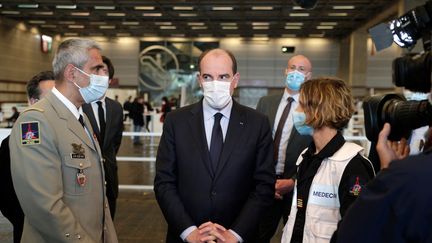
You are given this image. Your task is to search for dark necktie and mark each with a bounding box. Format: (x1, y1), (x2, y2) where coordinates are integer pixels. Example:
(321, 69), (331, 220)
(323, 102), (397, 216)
(96, 101), (106, 145)
(78, 114), (85, 128)
(273, 97), (294, 162)
(210, 113), (223, 172)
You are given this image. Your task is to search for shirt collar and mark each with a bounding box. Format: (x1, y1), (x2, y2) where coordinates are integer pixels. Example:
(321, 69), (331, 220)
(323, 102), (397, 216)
(283, 89), (299, 103)
(304, 131), (345, 160)
(202, 98), (233, 121)
(51, 87), (82, 119)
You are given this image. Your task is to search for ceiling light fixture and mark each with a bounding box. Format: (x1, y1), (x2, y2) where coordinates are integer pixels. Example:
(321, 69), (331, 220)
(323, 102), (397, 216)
(160, 26), (176, 29)
(285, 22), (304, 26)
(69, 25), (85, 29)
(317, 26), (333, 29)
(107, 13), (125, 17)
(173, 6), (194, 10)
(70, 12), (89, 16)
(179, 13), (197, 17)
(18, 4), (39, 8)
(320, 22), (338, 25)
(192, 26), (207, 30)
(59, 21), (75, 24)
(328, 13), (348, 16)
(143, 13), (162, 17)
(333, 6), (355, 10)
(251, 6), (273, 10)
(122, 21), (139, 25)
(56, 5), (77, 9)
(187, 22), (205, 26)
(253, 26), (269, 30)
(252, 22), (270, 26)
(95, 6), (116, 10)
(285, 26), (302, 29)
(290, 13), (309, 17)
(222, 26), (238, 30)
(135, 6), (155, 10)
(29, 20), (46, 24)
(100, 25), (116, 29)
(212, 7), (233, 11)
(155, 22), (172, 25)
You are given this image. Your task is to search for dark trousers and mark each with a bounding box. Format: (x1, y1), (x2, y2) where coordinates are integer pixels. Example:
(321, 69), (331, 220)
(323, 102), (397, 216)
(107, 197), (117, 219)
(2, 207), (24, 243)
(258, 192), (293, 243)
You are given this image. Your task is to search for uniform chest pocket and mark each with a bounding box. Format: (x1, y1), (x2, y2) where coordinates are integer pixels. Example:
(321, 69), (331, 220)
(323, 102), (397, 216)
(63, 156), (92, 195)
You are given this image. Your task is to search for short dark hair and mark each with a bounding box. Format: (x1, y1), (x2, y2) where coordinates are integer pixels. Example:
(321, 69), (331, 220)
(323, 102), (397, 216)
(27, 71), (55, 100)
(102, 55), (115, 80)
(198, 48), (237, 74)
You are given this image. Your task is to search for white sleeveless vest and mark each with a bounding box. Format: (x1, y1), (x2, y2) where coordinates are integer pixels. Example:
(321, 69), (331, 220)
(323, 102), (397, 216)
(281, 142), (371, 243)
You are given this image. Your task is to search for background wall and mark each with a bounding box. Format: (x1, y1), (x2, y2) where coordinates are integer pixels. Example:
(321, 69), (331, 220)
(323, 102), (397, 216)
(221, 37), (340, 87)
(0, 17), (59, 102)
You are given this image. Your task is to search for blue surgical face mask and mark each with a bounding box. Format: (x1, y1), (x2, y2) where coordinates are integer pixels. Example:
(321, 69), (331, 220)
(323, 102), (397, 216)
(293, 110), (313, 136)
(73, 67), (109, 103)
(285, 70), (306, 91)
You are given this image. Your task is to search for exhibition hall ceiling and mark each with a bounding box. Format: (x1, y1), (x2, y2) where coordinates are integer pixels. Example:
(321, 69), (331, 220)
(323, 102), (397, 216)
(0, 0), (396, 38)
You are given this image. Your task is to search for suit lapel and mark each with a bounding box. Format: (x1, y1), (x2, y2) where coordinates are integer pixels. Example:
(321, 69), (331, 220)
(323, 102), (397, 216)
(188, 101), (214, 178)
(269, 94), (283, 130)
(214, 101), (245, 179)
(104, 98), (114, 148)
(46, 93), (96, 151)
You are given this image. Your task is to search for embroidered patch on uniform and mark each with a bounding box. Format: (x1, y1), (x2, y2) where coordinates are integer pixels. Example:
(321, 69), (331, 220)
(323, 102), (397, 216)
(71, 143), (85, 159)
(349, 176), (362, 196)
(20, 121), (40, 145)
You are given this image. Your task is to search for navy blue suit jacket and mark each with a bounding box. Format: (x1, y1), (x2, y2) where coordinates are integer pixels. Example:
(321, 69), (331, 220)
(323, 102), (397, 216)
(154, 100), (275, 242)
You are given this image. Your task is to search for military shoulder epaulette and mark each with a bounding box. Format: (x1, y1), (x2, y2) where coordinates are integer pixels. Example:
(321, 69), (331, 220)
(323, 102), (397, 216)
(22, 107), (44, 113)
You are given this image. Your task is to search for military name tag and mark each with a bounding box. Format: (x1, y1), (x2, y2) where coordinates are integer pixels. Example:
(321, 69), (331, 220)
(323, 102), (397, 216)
(77, 170), (87, 187)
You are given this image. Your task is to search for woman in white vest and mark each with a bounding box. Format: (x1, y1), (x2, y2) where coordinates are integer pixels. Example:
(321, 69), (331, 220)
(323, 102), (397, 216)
(281, 77), (375, 243)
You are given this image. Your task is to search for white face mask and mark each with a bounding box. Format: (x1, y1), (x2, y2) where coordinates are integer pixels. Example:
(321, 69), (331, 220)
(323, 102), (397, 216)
(202, 80), (232, 109)
(73, 67), (109, 103)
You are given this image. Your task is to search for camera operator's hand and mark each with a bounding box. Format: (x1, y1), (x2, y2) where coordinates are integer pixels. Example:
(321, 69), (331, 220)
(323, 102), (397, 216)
(376, 123), (410, 169)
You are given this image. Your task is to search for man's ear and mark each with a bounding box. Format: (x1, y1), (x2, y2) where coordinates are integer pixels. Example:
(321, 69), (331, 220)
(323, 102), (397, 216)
(197, 73), (202, 87)
(232, 73), (240, 88)
(64, 64), (76, 82)
(306, 72), (312, 80)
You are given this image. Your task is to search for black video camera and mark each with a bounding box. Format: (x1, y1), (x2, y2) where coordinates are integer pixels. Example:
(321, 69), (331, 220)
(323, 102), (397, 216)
(364, 0), (432, 142)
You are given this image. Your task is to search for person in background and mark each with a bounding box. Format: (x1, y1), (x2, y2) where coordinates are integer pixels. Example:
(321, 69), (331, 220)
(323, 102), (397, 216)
(82, 55), (123, 219)
(0, 71), (55, 243)
(123, 95), (132, 121)
(281, 77), (375, 243)
(0, 107), (4, 123)
(9, 38), (117, 242)
(130, 96), (144, 145)
(154, 48), (275, 243)
(144, 99), (154, 132)
(160, 96), (171, 123)
(256, 54), (313, 243)
(6, 107), (20, 128)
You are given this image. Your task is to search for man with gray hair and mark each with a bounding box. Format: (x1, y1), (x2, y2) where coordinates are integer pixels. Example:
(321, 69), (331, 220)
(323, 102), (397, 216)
(9, 38), (118, 242)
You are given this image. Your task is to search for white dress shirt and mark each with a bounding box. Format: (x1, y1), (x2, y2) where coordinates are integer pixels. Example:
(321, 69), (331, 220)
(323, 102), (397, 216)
(273, 90), (299, 175)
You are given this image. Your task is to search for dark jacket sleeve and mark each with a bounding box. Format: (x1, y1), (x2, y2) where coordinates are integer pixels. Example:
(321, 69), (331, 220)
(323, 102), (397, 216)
(153, 113), (195, 235)
(230, 114), (275, 239)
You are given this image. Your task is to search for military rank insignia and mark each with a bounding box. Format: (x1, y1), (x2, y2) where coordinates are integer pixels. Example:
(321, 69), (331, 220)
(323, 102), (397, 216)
(71, 143), (85, 159)
(349, 176), (362, 196)
(20, 121), (40, 145)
